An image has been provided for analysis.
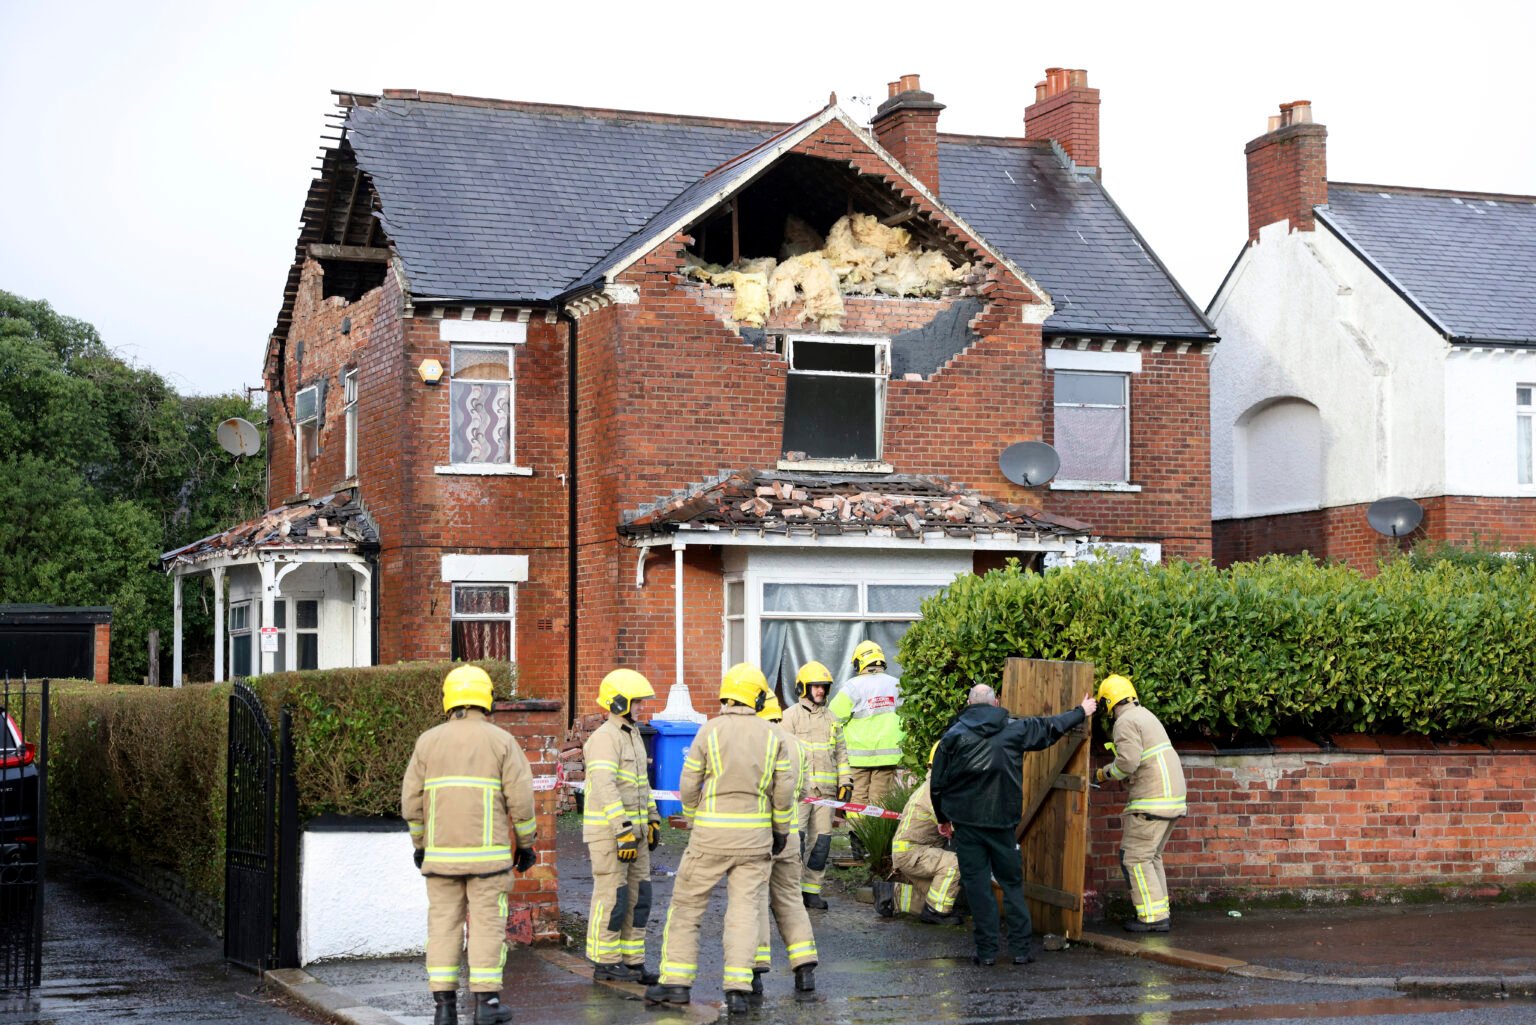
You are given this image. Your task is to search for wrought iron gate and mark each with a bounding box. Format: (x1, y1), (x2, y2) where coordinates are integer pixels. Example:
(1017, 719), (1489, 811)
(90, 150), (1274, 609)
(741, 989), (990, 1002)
(224, 680), (299, 972)
(0, 676), (48, 992)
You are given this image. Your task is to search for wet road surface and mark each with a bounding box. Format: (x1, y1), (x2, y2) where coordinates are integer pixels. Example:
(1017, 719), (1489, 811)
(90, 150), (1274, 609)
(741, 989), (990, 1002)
(1, 859), (314, 1024)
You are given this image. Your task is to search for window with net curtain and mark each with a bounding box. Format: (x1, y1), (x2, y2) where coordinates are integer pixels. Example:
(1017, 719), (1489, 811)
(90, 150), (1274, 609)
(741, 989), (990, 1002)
(451, 583), (514, 661)
(1054, 370), (1128, 482)
(756, 581), (944, 703)
(450, 346), (512, 465)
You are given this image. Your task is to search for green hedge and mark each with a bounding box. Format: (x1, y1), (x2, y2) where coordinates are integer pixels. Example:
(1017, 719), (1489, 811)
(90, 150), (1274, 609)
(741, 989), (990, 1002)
(44, 660), (514, 906)
(897, 555), (1536, 767)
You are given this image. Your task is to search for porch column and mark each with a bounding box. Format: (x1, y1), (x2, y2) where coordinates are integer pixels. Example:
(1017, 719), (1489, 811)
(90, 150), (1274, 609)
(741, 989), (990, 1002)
(674, 546), (684, 689)
(172, 574), (184, 688)
(211, 566), (226, 683)
(259, 559), (276, 675)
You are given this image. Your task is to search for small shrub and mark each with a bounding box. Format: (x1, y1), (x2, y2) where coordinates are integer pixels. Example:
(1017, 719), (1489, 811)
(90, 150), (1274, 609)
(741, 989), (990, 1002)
(848, 782), (915, 880)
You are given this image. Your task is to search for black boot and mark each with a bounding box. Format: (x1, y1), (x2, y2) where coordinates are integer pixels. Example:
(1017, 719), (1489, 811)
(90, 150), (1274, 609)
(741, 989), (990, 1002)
(801, 891), (828, 910)
(794, 964), (816, 992)
(473, 992), (514, 1025)
(873, 880), (895, 918)
(644, 983), (691, 1005)
(725, 991), (750, 1014)
(918, 905), (960, 925)
(433, 991), (458, 1025)
(593, 962), (634, 982)
(1123, 917), (1170, 933)
(623, 963), (660, 985)
(750, 967), (766, 996)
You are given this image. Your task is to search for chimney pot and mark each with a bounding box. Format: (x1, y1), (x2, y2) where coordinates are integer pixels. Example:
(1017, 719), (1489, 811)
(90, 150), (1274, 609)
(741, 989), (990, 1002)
(1046, 67), (1066, 94)
(1068, 69), (1088, 88)
(1267, 114), (1282, 132)
(899, 73), (921, 93)
(888, 80), (901, 99)
(1035, 80), (1047, 103)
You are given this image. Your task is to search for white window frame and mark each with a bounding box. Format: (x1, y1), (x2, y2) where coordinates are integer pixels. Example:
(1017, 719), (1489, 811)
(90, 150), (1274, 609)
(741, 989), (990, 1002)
(290, 596), (322, 672)
(724, 577), (746, 668)
(1051, 369), (1132, 487)
(342, 369), (359, 481)
(229, 601), (252, 679)
(435, 319), (531, 476)
(1518, 384), (1534, 487)
(778, 334), (892, 471)
(294, 385), (319, 493)
(449, 582), (517, 662)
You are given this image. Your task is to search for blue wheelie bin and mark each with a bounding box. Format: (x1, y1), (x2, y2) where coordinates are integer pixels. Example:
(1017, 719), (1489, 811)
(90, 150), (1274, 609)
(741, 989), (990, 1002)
(649, 719), (701, 818)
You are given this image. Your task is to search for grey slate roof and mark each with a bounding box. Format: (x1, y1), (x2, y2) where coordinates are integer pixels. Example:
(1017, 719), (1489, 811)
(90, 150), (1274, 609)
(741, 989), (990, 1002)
(341, 94), (1213, 338)
(1318, 184), (1536, 344)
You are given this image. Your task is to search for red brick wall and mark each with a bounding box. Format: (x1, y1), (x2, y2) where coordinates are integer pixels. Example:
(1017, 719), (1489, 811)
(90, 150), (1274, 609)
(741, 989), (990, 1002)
(1085, 739), (1536, 914)
(489, 699), (562, 942)
(93, 622), (110, 684)
(1025, 74), (1101, 171)
(1244, 122), (1328, 240)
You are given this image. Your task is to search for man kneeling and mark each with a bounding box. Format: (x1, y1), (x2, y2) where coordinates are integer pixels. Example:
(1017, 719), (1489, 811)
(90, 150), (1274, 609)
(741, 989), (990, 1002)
(875, 745), (960, 924)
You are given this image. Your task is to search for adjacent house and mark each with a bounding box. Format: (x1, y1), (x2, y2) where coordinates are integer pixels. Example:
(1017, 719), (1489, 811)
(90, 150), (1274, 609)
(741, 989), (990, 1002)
(1209, 101), (1536, 569)
(162, 69), (1216, 714)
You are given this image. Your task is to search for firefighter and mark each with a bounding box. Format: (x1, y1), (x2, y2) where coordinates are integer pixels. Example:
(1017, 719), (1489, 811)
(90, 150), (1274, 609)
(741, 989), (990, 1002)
(753, 692), (819, 995)
(645, 664), (794, 1016)
(830, 641), (903, 808)
(1094, 674), (1187, 933)
(402, 665), (536, 1025)
(874, 743), (961, 924)
(779, 660), (849, 909)
(583, 668), (662, 984)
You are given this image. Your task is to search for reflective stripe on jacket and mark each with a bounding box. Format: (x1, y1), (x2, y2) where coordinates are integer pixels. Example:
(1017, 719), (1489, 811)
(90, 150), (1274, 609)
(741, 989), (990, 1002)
(1106, 703), (1187, 819)
(781, 697), (849, 796)
(828, 671), (903, 767)
(401, 707), (536, 876)
(582, 714), (658, 842)
(677, 704), (795, 854)
(892, 780), (942, 854)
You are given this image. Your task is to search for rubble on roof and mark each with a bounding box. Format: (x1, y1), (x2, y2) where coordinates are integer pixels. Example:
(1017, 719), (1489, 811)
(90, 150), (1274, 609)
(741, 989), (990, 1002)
(684, 213), (975, 331)
(160, 491), (379, 567)
(620, 469), (1087, 543)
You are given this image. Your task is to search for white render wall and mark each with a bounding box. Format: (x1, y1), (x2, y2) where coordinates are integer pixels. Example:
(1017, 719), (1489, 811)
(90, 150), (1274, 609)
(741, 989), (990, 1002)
(301, 826), (428, 964)
(1444, 349), (1536, 497)
(1209, 218), (1449, 519)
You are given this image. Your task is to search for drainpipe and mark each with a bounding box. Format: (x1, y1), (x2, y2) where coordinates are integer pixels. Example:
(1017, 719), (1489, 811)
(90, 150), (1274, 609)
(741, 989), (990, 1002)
(560, 308), (579, 729)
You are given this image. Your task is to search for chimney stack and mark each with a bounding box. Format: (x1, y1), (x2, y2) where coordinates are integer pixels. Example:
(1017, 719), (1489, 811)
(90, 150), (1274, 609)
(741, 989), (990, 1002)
(1024, 67), (1100, 174)
(1245, 100), (1328, 241)
(871, 73), (945, 195)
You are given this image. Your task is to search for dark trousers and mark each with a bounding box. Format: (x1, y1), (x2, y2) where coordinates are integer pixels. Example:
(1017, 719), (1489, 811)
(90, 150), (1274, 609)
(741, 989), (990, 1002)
(953, 824), (1031, 959)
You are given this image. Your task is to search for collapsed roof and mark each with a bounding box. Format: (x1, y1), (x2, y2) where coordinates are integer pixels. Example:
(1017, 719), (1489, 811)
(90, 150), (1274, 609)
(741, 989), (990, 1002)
(160, 491), (379, 568)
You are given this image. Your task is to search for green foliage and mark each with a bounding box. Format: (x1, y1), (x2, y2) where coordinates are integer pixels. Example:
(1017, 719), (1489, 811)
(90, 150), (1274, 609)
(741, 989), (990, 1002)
(0, 290), (266, 682)
(847, 782), (915, 880)
(897, 555), (1536, 766)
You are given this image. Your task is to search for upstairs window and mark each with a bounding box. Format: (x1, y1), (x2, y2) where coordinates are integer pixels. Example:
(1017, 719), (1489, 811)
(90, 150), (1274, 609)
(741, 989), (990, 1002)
(781, 336), (889, 462)
(449, 345), (512, 465)
(1518, 385), (1534, 486)
(1054, 370), (1129, 483)
(294, 385), (320, 492)
(342, 369), (359, 480)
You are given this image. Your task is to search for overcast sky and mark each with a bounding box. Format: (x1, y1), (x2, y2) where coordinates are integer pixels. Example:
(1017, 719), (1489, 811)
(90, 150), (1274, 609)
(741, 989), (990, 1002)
(3, 0), (1533, 398)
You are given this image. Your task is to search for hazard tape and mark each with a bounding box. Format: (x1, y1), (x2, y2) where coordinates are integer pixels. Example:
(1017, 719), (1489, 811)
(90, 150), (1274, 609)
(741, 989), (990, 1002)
(800, 796), (902, 821)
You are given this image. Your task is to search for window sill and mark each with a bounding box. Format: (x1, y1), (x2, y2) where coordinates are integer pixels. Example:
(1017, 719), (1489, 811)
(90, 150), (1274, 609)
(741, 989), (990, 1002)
(776, 459), (893, 474)
(434, 464), (534, 477)
(1050, 479), (1142, 493)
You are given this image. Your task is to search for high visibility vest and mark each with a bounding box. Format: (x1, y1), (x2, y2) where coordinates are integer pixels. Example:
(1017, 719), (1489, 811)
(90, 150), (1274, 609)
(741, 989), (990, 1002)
(829, 671), (903, 767)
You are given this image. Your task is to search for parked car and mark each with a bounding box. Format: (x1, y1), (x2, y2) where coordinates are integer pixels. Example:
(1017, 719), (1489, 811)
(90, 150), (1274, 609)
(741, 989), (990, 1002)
(0, 708), (39, 882)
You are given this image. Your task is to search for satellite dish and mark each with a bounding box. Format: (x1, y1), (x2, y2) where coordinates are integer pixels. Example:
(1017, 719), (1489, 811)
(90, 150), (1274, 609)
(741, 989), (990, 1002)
(217, 417), (261, 458)
(999, 441), (1061, 488)
(1366, 496), (1423, 538)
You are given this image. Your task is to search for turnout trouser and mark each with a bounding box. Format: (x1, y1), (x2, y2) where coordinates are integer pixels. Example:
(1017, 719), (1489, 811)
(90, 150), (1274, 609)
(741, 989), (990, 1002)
(893, 844), (960, 915)
(1120, 812), (1178, 923)
(586, 836), (652, 966)
(850, 766), (898, 806)
(425, 872), (511, 992)
(756, 832), (820, 972)
(798, 799), (834, 896)
(658, 847), (772, 993)
(953, 824), (1031, 960)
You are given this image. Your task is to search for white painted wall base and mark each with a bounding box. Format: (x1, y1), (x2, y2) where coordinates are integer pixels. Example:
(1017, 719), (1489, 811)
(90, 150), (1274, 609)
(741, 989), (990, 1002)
(301, 824), (429, 965)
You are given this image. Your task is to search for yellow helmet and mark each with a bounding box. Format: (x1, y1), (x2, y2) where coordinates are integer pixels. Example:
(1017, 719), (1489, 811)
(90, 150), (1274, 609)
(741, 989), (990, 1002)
(758, 693), (784, 721)
(1097, 674), (1137, 715)
(720, 662), (768, 711)
(443, 665), (495, 713)
(597, 668), (655, 716)
(794, 660), (834, 701)
(851, 640), (886, 674)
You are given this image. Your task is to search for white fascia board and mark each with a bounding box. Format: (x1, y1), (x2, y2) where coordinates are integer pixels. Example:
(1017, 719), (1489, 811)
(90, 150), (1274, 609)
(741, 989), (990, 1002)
(169, 549), (370, 575)
(439, 320), (528, 344)
(1045, 349), (1143, 373)
(655, 529), (1080, 553)
(440, 553), (530, 582)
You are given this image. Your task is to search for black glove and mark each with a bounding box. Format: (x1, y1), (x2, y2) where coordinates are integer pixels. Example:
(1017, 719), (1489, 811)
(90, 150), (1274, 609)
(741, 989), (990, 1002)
(413, 847), (424, 870)
(648, 821), (661, 851)
(772, 832), (787, 856)
(616, 828), (639, 862)
(513, 846), (536, 873)
(837, 783), (854, 804)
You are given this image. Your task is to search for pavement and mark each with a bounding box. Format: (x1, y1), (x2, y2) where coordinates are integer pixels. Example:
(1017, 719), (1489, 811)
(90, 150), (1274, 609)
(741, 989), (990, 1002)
(271, 819), (1536, 1025)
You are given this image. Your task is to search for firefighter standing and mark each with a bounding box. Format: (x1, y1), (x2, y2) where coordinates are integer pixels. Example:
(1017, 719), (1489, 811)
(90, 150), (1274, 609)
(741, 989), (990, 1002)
(583, 669), (662, 983)
(402, 666), (537, 1025)
(1095, 674), (1187, 932)
(779, 660), (849, 908)
(829, 640), (903, 806)
(874, 743), (961, 924)
(753, 693), (819, 994)
(645, 664), (794, 1016)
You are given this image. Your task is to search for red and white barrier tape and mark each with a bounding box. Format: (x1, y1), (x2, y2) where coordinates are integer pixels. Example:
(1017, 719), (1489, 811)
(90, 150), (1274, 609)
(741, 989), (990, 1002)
(535, 765), (899, 819)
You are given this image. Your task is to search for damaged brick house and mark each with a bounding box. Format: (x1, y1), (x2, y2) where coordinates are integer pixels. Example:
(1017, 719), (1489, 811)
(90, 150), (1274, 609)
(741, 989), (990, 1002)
(163, 68), (1215, 713)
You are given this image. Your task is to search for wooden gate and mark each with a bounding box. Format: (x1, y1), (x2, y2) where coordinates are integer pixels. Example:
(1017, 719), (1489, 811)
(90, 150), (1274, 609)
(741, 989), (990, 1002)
(999, 658), (1094, 939)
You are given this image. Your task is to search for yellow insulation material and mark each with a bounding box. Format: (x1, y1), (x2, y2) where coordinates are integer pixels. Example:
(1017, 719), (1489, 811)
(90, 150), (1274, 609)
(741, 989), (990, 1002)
(770, 253), (844, 331)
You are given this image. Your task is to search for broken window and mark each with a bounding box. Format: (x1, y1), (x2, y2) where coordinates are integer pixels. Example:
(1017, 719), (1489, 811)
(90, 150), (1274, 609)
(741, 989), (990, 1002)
(294, 385), (320, 492)
(449, 345), (512, 465)
(342, 369), (359, 480)
(781, 336), (889, 462)
(1054, 371), (1129, 483)
(451, 583), (514, 661)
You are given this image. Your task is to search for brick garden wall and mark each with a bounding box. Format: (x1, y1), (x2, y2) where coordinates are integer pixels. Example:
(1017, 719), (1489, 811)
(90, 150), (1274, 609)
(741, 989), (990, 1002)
(490, 699), (563, 942)
(92, 622), (110, 684)
(1084, 738), (1536, 916)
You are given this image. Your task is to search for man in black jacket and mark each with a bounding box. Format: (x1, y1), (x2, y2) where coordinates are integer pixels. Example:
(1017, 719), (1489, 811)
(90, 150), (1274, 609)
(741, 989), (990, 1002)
(930, 684), (1096, 966)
